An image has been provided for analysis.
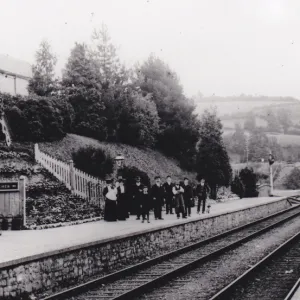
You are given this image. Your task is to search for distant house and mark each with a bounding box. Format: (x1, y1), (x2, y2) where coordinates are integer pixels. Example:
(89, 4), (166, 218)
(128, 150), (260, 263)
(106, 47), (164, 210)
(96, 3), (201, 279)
(0, 54), (32, 96)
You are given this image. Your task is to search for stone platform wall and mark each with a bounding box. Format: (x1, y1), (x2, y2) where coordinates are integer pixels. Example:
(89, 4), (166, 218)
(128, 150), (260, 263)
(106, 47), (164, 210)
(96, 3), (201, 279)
(0, 198), (290, 299)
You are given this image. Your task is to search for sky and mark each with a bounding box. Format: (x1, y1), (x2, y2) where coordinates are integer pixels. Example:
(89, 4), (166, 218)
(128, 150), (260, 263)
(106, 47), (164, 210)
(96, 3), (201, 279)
(0, 0), (300, 98)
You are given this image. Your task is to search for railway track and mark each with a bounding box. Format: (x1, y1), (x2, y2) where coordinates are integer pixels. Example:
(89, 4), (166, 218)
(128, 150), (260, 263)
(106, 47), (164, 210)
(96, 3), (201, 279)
(43, 200), (300, 300)
(209, 230), (300, 300)
(285, 277), (300, 300)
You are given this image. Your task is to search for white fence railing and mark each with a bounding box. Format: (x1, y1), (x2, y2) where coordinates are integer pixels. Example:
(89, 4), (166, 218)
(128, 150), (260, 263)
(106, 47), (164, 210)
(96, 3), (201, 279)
(34, 144), (104, 206)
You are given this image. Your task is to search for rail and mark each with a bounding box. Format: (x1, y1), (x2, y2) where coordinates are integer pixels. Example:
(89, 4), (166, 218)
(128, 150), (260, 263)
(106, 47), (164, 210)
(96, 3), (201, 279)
(41, 198), (300, 300)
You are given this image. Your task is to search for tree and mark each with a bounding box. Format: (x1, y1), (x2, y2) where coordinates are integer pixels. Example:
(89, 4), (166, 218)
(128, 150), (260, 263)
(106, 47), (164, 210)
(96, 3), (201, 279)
(284, 168), (300, 190)
(91, 24), (127, 89)
(62, 43), (100, 90)
(230, 122), (247, 159)
(4, 93), (71, 142)
(263, 109), (281, 133)
(28, 40), (58, 96)
(116, 89), (160, 147)
(196, 109), (232, 199)
(244, 112), (256, 132)
(136, 54), (200, 169)
(248, 129), (283, 162)
(62, 43), (106, 139)
(277, 108), (292, 134)
(248, 130), (269, 162)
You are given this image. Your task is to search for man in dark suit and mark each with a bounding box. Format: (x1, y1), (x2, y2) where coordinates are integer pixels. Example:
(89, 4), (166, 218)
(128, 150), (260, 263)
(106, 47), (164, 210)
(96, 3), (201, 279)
(183, 177), (193, 217)
(151, 176), (165, 220)
(196, 178), (210, 214)
(163, 175), (174, 214)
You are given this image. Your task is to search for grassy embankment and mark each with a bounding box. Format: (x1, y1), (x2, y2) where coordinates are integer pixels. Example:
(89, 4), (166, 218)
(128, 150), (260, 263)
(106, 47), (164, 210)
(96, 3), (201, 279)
(40, 134), (196, 183)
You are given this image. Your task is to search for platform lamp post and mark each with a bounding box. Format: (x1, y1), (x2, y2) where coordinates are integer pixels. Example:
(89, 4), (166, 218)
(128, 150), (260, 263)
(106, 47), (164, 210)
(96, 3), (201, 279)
(268, 153), (275, 196)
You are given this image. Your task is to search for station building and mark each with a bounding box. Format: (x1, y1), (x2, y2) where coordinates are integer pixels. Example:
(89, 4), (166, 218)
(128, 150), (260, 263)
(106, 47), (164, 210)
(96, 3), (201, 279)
(0, 54), (32, 96)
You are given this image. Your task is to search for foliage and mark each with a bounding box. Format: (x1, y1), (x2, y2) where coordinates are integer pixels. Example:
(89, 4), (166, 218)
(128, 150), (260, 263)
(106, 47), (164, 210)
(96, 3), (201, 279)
(62, 42), (101, 90)
(225, 123), (247, 161)
(196, 108), (232, 199)
(136, 54), (200, 169)
(284, 168), (300, 190)
(4, 93), (74, 142)
(282, 145), (300, 163)
(72, 146), (114, 179)
(26, 191), (102, 227)
(28, 40), (58, 96)
(118, 165), (151, 188)
(62, 39), (159, 148)
(231, 174), (244, 198)
(262, 109), (281, 133)
(239, 167), (259, 197)
(104, 88), (160, 147)
(61, 42), (106, 139)
(248, 129), (283, 162)
(277, 108), (292, 134)
(40, 133), (196, 184)
(91, 24), (128, 89)
(244, 112), (256, 132)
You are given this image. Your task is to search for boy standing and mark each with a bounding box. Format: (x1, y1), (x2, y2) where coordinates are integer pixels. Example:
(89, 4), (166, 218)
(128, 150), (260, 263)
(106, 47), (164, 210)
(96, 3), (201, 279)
(140, 186), (152, 223)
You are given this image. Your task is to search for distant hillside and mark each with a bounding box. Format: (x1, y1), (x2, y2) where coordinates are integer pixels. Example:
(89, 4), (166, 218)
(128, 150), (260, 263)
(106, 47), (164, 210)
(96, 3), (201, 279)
(195, 95), (298, 118)
(39, 134), (196, 183)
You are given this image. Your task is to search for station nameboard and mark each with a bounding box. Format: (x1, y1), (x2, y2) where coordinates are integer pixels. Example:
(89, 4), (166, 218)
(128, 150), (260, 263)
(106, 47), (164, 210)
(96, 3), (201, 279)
(0, 181), (19, 192)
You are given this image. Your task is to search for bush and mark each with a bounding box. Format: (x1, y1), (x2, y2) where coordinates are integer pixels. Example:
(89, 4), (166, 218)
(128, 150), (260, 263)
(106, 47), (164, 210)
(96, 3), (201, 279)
(239, 167), (259, 198)
(287, 128), (300, 135)
(284, 168), (300, 190)
(2, 92), (74, 142)
(231, 174), (244, 198)
(118, 165), (151, 189)
(72, 146), (114, 179)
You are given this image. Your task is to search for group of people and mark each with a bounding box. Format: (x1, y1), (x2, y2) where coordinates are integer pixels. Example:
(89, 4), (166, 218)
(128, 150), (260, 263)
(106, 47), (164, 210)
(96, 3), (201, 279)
(102, 175), (210, 223)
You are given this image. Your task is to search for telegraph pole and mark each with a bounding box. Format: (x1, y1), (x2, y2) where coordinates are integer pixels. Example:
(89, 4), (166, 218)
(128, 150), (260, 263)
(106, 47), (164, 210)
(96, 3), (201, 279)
(245, 134), (249, 165)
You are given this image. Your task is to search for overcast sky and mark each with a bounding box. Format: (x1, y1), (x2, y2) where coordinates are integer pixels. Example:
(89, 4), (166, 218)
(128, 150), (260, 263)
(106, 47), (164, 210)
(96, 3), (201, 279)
(0, 0), (300, 98)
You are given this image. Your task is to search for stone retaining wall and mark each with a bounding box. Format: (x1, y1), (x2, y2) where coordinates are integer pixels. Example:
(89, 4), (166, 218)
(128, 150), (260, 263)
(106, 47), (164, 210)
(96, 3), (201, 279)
(0, 198), (290, 299)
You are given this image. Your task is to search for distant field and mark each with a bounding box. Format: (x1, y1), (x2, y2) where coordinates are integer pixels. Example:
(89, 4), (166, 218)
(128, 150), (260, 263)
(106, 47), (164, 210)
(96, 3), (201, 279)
(223, 129), (300, 147)
(268, 134), (300, 146)
(39, 134), (196, 183)
(196, 100), (296, 117)
(222, 117), (267, 129)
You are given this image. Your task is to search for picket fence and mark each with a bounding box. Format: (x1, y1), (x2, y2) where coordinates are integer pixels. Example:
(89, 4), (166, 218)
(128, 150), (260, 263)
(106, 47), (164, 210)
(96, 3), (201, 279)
(34, 144), (104, 206)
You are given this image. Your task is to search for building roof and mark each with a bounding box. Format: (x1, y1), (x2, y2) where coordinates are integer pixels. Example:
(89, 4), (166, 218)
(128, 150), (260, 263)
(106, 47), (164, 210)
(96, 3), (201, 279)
(0, 54), (32, 80)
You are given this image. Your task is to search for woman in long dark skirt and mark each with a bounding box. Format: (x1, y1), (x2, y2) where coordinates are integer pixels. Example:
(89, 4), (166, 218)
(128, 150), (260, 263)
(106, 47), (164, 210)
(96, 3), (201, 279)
(103, 179), (118, 221)
(117, 179), (129, 220)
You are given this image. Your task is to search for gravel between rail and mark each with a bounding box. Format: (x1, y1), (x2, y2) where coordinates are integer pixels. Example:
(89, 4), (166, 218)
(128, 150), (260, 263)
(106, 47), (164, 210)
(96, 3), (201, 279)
(217, 232), (300, 300)
(135, 216), (300, 300)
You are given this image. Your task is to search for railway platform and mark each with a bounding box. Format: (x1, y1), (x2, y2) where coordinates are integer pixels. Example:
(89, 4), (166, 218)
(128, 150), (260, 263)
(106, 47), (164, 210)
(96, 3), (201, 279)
(0, 193), (295, 299)
(0, 195), (289, 266)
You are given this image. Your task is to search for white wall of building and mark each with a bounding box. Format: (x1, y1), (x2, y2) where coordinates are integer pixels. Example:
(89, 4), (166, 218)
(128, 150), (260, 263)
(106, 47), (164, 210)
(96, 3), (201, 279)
(0, 73), (29, 96)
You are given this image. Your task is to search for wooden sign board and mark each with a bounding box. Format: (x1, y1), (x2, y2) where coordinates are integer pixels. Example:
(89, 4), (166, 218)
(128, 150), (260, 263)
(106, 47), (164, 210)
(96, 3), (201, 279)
(0, 181), (19, 192)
